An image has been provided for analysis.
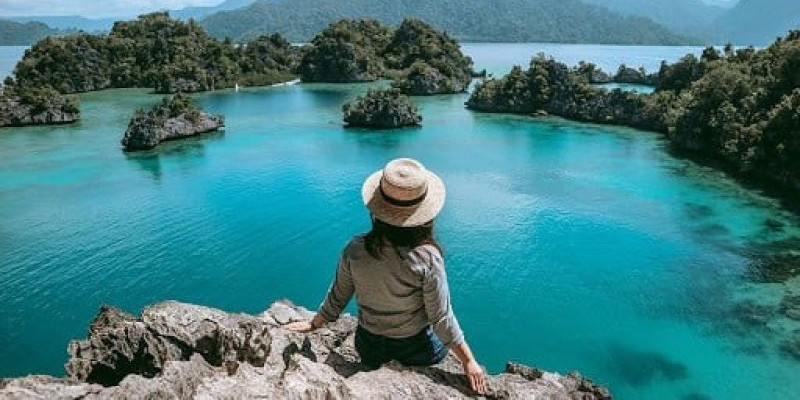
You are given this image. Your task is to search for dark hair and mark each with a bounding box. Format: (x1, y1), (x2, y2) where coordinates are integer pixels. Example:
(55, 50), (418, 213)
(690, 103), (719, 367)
(364, 216), (443, 259)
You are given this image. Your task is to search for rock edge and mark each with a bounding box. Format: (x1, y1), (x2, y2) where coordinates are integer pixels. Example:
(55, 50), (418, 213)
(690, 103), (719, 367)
(0, 300), (612, 399)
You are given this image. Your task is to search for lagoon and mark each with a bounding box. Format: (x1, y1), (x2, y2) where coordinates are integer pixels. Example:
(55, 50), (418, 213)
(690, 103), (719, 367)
(1, 44), (798, 399)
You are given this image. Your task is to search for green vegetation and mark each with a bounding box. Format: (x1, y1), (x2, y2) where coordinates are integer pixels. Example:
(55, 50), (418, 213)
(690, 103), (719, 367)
(342, 89), (421, 128)
(299, 18), (473, 94)
(0, 20), (64, 46)
(0, 84), (80, 127)
(298, 20), (393, 83)
(8, 12), (297, 95)
(201, 0), (694, 45)
(467, 31), (800, 193)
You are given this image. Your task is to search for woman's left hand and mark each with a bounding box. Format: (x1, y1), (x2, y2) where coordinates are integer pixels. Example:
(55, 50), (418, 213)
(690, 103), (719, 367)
(463, 359), (487, 394)
(285, 320), (316, 333)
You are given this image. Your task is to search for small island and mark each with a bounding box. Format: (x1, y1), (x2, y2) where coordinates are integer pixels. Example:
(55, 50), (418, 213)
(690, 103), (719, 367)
(467, 31), (800, 195)
(342, 89), (421, 129)
(11, 12), (298, 95)
(0, 85), (80, 127)
(121, 93), (224, 151)
(299, 18), (473, 95)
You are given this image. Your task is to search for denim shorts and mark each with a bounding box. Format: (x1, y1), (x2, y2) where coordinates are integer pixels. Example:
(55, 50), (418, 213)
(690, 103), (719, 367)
(355, 325), (448, 368)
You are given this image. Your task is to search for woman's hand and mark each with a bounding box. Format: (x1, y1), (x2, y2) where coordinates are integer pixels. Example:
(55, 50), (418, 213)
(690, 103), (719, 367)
(463, 359), (487, 394)
(452, 342), (487, 394)
(284, 320), (315, 332)
(285, 314), (325, 333)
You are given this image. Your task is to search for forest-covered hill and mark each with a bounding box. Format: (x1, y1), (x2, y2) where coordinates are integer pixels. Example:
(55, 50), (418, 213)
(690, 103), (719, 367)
(579, 0), (725, 40)
(200, 0), (696, 44)
(0, 20), (64, 45)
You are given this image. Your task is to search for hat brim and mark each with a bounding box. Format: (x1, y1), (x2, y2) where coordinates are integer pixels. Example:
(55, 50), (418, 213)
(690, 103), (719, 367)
(361, 169), (446, 227)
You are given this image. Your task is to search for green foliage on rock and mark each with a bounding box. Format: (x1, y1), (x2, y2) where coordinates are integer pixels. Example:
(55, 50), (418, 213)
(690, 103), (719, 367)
(122, 93), (225, 151)
(0, 85), (80, 127)
(299, 18), (473, 94)
(388, 19), (473, 94)
(342, 89), (421, 128)
(9, 12), (297, 95)
(467, 31), (800, 193)
(298, 19), (392, 83)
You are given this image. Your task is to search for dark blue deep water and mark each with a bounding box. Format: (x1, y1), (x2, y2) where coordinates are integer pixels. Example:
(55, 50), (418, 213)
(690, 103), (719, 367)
(1, 44), (799, 399)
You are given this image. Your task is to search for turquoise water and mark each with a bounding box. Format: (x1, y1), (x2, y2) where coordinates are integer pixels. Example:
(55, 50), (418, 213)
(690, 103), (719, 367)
(1, 46), (800, 399)
(595, 82), (655, 94)
(461, 43), (704, 76)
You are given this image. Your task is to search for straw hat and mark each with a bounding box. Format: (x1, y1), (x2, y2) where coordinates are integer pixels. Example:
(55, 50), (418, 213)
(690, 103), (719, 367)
(362, 158), (446, 227)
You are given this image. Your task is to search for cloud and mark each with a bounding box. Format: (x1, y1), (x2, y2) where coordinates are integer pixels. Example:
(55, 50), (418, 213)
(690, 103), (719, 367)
(0, 0), (223, 18)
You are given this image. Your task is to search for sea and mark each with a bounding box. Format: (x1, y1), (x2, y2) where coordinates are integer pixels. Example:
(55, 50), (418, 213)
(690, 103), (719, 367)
(0, 43), (798, 399)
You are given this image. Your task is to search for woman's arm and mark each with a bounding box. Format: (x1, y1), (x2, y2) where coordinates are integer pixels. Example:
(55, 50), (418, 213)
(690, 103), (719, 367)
(421, 248), (486, 394)
(286, 252), (354, 332)
(285, 312), (327, 333)
(452, 341), (487, 394)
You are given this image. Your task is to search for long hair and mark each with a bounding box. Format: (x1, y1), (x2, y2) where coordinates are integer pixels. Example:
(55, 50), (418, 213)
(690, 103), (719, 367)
(364, 216), (443, 259)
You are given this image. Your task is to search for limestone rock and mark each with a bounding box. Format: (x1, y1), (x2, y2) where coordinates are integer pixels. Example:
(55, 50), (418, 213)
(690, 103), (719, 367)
(343, 89), (421, 129)
(121, 93), (225, 151)
(393, 62), (470, 95)
(1, 300), (612, 399)
(0, 95), (79, 128)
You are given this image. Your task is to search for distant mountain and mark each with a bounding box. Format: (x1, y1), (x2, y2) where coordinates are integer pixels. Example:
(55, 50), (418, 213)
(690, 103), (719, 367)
(715, 0), (800, 45)
(200, 0), (697, 45)
(579, 0), (725, 41)
(8, 16), (114, 32)
(170, 0), (256, 20)
(7, 0), (257, 34)
(0, 20), (64, 45)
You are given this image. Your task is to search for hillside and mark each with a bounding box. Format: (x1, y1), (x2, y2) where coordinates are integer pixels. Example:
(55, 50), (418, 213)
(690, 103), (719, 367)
(715, 0), (800, 45)
(7, 16), (113, 32)
(7, 1), (256, 34)
(579, 0), (725, 41)
(0, 20), (63, 45)
(170, 0), (256, 20)
(200, 0), (696, 45)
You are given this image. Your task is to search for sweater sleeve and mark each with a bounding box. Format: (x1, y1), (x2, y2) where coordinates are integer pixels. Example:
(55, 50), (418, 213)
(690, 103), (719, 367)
(422, 249), (465, 348)
(317, 251), (354, 323)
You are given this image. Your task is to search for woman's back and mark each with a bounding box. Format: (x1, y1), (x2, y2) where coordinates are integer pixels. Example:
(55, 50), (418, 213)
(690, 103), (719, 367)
(342, 236), (449, 340)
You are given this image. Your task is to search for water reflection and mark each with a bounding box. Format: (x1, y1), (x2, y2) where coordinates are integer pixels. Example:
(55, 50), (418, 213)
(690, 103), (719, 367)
(123, 132), (223, 180)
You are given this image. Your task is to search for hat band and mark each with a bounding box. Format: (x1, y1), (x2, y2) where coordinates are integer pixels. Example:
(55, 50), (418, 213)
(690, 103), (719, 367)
(379, 185), (428, 207)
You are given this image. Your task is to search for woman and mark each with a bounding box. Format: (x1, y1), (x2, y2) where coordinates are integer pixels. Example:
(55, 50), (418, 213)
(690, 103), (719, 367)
(286, 158), (487, 394)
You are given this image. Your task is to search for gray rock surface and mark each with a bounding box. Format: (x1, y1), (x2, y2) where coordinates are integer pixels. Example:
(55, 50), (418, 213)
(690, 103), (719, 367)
(0, 300), (612, 399)
(0, 96), (79, 127)
(343, 89), (422, 129)
(121, 112), (224, 151)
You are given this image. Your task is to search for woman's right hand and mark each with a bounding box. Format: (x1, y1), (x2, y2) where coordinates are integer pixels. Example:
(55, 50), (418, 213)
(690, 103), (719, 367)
(285, 320), (316, 333)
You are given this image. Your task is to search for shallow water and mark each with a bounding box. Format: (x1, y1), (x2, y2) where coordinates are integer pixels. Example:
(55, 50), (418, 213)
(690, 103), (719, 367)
(1, 45), (799, 400)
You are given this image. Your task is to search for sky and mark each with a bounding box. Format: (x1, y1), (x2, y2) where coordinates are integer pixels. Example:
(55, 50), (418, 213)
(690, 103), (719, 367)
(0, 0), (739, 19)
(0, 0), (223, 18)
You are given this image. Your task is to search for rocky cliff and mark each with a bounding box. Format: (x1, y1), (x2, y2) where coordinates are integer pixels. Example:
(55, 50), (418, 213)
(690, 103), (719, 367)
(343, 89), (422, 129)
(0, 90), (80, 128)
(121, 94), (225, 151)
(0, 300), (611, 399)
